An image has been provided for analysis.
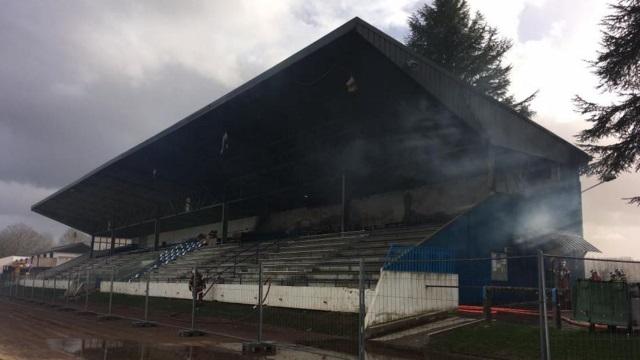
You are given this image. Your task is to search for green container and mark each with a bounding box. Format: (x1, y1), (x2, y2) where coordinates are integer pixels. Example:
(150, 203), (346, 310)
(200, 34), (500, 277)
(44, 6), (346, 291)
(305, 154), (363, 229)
(573, 279), (634, 327)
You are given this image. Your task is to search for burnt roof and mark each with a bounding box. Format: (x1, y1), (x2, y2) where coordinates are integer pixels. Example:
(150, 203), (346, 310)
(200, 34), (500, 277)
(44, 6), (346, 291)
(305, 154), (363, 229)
(32, 18), (589, 238)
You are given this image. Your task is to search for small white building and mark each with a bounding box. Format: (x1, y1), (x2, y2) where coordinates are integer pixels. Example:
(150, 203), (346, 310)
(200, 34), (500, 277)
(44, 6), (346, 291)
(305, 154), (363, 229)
(29, 243), (91, 268)
(0, 256), (29, 274)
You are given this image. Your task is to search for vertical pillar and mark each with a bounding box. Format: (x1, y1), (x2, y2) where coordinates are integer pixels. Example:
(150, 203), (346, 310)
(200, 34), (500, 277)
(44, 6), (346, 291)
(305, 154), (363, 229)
(89, 235), (95, 258)
(110, 227), (116, 256)
(221, 202), (228, 244)
(341, 173), (350, 235)
(153, 218), (160, 251)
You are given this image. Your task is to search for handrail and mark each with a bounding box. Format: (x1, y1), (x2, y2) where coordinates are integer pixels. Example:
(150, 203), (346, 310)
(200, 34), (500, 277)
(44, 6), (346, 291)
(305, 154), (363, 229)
(200, 237), (285, 296)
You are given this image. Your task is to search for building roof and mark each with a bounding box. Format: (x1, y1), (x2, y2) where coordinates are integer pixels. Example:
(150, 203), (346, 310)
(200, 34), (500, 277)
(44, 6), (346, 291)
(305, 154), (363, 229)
(518, 232), (600, 254)
(46, 242), (91, 254)
(32, 18), (589, 238)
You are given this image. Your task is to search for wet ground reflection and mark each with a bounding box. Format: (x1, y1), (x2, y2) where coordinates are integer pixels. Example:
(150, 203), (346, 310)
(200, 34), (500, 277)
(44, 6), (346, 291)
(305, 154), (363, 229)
(47, 338), (249, 359)
(46, 338), (365, 359)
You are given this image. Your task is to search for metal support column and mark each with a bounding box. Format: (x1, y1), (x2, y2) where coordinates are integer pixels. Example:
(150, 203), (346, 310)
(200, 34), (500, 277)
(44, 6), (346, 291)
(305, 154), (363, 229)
(153, 218), (160, 251)
(110, 226), (116, 257)
(89, 234), (95, 258)
(221, 202), (228, 244)
(341, 173), (347, 235)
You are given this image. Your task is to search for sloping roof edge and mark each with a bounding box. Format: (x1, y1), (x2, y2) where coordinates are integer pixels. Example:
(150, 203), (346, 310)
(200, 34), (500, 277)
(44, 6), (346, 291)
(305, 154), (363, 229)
(351, 19), (590, 165)
(31, 18), (364, 213)
(32, 17), (589, 218)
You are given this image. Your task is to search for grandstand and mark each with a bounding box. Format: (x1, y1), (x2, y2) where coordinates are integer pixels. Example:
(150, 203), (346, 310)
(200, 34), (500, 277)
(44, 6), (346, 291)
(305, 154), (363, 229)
(30, 17), (594, 324)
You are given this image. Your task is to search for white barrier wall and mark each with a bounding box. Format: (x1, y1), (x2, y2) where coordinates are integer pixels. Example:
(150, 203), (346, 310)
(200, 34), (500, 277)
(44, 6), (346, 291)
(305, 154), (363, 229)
(98, 271), (457, 324)
(102, 281), (375, 313)
(10, 278), (70, 290)
(364, 270), (458, 328)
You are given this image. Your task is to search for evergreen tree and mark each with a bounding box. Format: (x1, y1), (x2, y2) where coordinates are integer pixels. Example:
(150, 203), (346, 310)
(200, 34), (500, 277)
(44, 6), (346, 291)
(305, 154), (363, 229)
(575, 0), (640, 204)
(406, 0), (536, 117)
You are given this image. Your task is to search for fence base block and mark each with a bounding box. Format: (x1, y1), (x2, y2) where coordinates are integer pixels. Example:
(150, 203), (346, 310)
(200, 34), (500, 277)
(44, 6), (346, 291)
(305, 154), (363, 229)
(77, 310), (97, 316)
(178, 329), (205, 337)
(57, 307), (76, 312)
(97, 314), (120, 321)
(242, 342), (276, 356)
(131, 320), (157, 328)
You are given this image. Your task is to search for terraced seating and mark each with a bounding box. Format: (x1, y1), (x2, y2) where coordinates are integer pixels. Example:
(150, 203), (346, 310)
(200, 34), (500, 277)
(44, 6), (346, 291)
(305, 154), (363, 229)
(40, 249), (157, 284)
(41, 220), (451, 290)
(223, 224), (446, 288)
(129, 238), (205, 281)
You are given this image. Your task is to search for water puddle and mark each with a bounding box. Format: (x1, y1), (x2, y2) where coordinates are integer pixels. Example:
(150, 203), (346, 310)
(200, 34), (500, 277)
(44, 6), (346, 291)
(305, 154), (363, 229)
(47, 338), (248, 359)
(46, 338), (359, 359)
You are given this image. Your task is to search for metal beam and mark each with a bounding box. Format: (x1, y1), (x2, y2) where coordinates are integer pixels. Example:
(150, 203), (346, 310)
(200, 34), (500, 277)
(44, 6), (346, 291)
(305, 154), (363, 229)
(153, 218), (160, 251)
(89, 235), (95, 258)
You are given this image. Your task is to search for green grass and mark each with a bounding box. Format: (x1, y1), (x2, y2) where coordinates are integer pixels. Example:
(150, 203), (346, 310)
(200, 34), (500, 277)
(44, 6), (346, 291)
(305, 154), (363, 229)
(429, 321), (640, 360)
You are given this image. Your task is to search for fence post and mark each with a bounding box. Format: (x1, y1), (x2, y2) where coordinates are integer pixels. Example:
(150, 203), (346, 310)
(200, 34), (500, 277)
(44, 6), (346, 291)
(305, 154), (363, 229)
(552, 288), (561, 329)
(358, 258), (365, 360)
(108, 267), (115, 316)
(21, 273), (25, 298)
(258, 261), (263, 343)
(65, 276), (70, 306)
(537, 250), (550, 360)
(41, 274), (46, 302)
(30, 274), (35, 300)
(191, 265), (197, 331)
(84, 269), (90, 311)
(483, 286), (492, 321)
(144, 271), (150, 322)
(52, 276), (57, 305)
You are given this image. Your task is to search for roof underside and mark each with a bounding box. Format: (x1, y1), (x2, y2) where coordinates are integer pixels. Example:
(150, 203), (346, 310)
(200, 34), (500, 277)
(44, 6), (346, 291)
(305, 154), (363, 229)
(32, 18), (589, 238)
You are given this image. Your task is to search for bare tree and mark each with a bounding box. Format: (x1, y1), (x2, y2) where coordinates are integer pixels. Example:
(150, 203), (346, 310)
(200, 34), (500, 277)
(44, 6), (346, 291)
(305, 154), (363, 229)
(0, 223), (54, 257)
(58, 228), (90, 245)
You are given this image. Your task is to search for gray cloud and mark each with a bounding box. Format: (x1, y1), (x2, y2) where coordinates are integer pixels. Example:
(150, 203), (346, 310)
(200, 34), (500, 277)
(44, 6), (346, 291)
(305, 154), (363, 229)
(2, 1), (638, 258)
(0, 0), (417, 239)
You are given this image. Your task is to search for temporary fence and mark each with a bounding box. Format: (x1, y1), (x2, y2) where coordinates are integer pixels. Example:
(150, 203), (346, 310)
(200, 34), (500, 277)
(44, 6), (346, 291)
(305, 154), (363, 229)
(3, 251), (640, 359)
